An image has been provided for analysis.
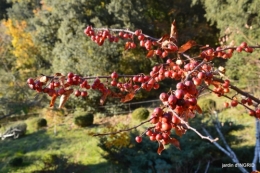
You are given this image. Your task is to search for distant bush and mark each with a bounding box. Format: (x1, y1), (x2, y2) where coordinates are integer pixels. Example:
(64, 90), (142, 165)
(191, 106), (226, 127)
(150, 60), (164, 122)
(74, 112), (94, 127)
(9, 157), (23, 167)
(36, 118), (47, 129)
(198, 99), (216, 113)
(131, 107), (150, 121)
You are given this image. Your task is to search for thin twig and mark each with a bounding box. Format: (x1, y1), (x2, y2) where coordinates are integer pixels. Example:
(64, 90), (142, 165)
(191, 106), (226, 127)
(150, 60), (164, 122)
(93, 117), (153, 136)
(185, 60), (207, 81)
(169, 110), (218, 143)
(93, 28), (158, 41)
(206, 87), (255, 111)
(213, 77), (260, 104)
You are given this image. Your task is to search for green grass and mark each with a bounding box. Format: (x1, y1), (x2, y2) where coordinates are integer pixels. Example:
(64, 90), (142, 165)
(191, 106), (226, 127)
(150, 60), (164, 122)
(0, 122), (109, 172)
(198, 92), (256, 147)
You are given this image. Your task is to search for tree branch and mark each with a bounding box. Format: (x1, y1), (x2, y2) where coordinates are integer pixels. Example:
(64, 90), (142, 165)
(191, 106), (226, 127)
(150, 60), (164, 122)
(170, 110), (218, 143)
(202, 124), (249, 173)
(252, 118), (260, 171)
(213, 77), (260, 104)
(93, 117), (153, 136)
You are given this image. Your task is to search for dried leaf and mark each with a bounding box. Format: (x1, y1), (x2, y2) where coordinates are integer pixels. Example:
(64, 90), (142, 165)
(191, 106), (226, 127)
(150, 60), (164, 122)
(125, 42), (130, 50)
(58, 89), (73, 108)
(170, 20), (177, 41)
(100, 93), (108, 105)
(121, 92), (135, 103)
(59, 76), (66, 86)
(146, 50), (154, 58)
(211, 80), (221, 88)
(157, 34), (170, 44)
(157, 141), (165, 155)
(178, 40), (197, 53)
(175, 126), (186, 137)
(39, 76), (48, 84)
(50, 94), (58, 107)
(55, 73), (62, 76)
(169, 138), (180, 150)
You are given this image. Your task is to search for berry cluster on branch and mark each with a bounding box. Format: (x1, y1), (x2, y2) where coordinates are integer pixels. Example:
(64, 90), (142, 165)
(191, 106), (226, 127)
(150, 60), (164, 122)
(27, 21), (260, 154)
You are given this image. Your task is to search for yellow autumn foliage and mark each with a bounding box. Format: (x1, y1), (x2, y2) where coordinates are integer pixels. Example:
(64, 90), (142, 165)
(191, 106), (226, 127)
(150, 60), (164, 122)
(101, 124), (131, 148)
(2, 19), (38, 70)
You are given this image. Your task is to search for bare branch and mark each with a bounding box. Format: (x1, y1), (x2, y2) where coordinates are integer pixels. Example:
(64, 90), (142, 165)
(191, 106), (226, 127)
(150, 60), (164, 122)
(252, 118), (260, 171)
(93, 117), (153, 136)
(170, 110), (218, 143)
(202, 124), (249, 173)
(213, 77), (260, 104)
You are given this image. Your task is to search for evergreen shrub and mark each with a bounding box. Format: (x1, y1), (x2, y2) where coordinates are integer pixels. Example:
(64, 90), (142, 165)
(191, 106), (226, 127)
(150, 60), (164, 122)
(131, 107), (150, 121)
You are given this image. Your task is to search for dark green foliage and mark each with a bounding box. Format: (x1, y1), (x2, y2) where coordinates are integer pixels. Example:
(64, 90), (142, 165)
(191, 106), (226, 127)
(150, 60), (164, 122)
(9, 157), (23, 167)
(98, 115), (253, 173)
(198, 99), (216, 113)
(74, 112), (94, 127)
(131, 107), (150, 121)
(194, 0), (260, 87)
(36, 118), (47, 129)
(38, 153), (89, 172)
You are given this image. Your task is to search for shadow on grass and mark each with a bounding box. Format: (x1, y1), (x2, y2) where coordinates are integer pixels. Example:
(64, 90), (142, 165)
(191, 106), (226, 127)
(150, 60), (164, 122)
(0, 129), (68, 172)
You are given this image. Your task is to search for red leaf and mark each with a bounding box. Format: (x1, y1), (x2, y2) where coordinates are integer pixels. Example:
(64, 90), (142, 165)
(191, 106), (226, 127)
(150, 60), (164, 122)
(50, 94), (58, 107)
(121, 92), (135, 103)
(157, 141), (165, 155)
(125, 42), (130, 50)
(211, 80), (221, 88)
(100, 93), (109, 105)
(169, 138), (180, 150)
(146, 50), (154, 58)
(195, 104), (202, 114)
(178, 40), (196, 53)
(175, 126), (186, 137)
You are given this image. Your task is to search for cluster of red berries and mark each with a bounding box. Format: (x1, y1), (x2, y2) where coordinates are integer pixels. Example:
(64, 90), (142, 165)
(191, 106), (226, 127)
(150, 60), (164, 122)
(200, 42), (254, 61)
(235, 42), (254, 53)
(84, 25), (177, 59)
(135, 107), (181, 148)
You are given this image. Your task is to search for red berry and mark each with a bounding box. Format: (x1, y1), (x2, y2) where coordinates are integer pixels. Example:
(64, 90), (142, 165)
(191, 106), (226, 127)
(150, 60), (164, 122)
(162, 51), (168, 58)
(168, 94), (177, 105)
(67, 72), (74, 78)
(135, 136), (142, 143)
(156, 133), (163, 140)
(231, 100), (238, 107)
(161, 122), (172, 131)
(138, 34), (144, 40)
(111, 71), (118, 79)
(81, 91), (88, 97)
(175, 89), (185, 99)
(74, 90), (81, 97)
(155, 49), (162, 56)
(236, 46), (243, 52)
(153, 107), (163, 117)
(224, 102), (229, 108)
(134, 29), (142, 36)
(27, 78), (34, 84)
(159, 92), (169, 102)
(240, 42), (247, 48)
(249, 110), (256, 116)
